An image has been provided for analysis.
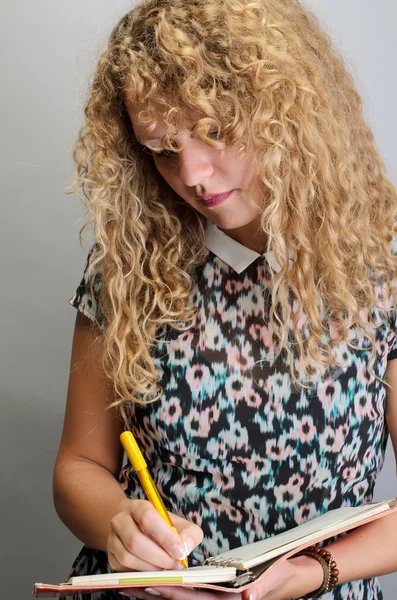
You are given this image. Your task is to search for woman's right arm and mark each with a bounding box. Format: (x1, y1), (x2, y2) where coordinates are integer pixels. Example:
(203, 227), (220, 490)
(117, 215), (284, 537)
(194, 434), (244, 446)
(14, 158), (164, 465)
(53, 311), (203, 571)
(53, 310), (131, 551)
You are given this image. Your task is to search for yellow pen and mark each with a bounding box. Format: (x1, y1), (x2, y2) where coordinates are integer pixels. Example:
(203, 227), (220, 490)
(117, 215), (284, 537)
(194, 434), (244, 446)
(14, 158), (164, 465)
(120, 431), (189, 569)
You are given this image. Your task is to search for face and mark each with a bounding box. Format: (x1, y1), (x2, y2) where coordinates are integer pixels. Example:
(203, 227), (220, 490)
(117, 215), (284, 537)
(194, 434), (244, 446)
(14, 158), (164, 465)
(124, 91), (266, 249)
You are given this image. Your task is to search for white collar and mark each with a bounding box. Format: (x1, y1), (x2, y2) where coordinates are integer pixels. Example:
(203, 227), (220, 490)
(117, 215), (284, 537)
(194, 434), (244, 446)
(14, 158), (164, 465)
(204, 219), (282, 274)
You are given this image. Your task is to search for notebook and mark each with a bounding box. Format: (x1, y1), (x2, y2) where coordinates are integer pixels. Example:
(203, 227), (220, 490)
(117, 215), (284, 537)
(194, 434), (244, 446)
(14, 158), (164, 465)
(33, 498), (397, 598)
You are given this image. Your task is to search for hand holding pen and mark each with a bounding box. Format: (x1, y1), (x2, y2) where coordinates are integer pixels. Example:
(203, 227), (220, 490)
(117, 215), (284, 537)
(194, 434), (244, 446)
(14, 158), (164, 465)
(106, 431), (204, 573)
(120, 431), (190, 568)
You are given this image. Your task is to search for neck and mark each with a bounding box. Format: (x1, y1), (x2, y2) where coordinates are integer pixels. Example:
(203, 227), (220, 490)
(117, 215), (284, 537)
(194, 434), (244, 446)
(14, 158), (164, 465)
(219, 218), (268, 253)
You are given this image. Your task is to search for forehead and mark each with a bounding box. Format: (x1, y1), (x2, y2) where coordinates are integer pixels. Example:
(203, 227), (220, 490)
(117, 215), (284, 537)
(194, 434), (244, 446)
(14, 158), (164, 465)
(123, 86), (200, 140)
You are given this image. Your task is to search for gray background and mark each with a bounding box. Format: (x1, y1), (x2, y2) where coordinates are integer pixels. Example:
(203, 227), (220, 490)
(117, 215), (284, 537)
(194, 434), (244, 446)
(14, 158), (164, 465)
(1, 1), (396, 599)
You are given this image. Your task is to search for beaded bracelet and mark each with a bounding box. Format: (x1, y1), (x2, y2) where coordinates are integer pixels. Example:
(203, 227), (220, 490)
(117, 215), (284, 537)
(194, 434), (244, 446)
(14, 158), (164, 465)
(294, 545), (339, 598)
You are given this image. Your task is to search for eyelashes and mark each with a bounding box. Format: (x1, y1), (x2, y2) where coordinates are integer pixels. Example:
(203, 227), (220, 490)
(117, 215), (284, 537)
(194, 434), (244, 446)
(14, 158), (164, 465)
(152, 148), (178, 159)
(142, 145), (178, 160)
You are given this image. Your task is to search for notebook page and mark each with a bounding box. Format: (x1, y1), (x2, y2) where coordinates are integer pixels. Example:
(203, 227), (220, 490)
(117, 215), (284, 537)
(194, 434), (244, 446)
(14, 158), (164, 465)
(68, 566), (237, 586)
(207, 500), (391, 569)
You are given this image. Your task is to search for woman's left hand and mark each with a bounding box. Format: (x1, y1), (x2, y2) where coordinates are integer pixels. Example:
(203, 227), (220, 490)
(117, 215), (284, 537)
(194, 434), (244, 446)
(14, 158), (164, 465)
(119, 554), (324, 600)
(119, 587), (241, 600)
(239, 555), (324, 600)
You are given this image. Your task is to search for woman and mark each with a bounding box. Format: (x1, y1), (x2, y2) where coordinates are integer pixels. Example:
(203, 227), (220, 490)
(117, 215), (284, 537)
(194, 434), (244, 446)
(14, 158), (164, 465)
(54, 0), (397, 599)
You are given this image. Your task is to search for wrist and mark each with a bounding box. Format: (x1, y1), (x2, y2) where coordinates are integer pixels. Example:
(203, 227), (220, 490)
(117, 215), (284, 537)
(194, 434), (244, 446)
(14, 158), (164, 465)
(286, 555), (325, 598)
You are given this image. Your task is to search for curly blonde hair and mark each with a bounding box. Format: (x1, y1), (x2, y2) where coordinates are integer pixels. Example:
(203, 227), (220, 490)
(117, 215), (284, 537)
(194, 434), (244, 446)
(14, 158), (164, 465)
(67, 0), (397, 407)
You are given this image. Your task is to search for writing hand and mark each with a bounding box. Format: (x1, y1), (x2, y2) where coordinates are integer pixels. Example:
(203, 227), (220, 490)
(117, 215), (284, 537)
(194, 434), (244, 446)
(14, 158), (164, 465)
(107, 499), (203, 572)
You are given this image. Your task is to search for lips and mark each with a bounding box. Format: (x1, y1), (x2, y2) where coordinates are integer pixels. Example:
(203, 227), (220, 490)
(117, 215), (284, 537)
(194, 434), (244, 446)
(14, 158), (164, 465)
(198, 190), (233, 208)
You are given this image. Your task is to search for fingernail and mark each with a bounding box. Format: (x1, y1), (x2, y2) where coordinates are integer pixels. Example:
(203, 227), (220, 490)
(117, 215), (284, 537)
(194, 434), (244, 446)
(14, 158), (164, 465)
(249, 591), (257, 600)
(144, 589), (162, 596)
(170, 543), (187, 560)
(183, 537), (195, 556)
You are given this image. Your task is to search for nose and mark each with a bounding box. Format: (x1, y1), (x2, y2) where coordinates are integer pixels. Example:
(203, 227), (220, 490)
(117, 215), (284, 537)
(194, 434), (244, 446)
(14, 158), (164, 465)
(178, 146), (214, 188)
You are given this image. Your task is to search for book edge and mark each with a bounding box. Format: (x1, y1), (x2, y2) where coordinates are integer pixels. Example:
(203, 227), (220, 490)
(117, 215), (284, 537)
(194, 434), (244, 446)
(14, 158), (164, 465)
(209, 499), (394, 569)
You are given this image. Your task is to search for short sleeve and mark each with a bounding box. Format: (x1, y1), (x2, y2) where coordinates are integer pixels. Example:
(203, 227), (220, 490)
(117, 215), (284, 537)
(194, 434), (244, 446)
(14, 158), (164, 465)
(388, 311), (397, 360)
(387, 236), (397, 360)
(388, 346), (397, 360)
(69, 244), (105, 327)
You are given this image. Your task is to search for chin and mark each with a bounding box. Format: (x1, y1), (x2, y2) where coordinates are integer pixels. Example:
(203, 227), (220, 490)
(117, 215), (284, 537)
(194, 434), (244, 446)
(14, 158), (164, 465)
(208, 212), (261, 231)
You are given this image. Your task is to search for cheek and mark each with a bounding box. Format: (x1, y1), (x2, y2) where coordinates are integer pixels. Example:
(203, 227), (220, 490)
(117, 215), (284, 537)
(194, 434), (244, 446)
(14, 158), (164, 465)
(154, 161), (177, 186)
(222, 150), (256, 182)
(154, 163), (191, 201)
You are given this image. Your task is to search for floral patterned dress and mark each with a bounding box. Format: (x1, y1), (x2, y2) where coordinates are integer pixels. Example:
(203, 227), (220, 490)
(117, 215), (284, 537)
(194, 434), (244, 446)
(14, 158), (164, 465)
(65, 226), (397, 600)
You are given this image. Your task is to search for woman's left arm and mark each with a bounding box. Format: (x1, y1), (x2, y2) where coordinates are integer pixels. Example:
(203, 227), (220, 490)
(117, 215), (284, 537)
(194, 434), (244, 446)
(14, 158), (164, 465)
(314, 358), (397, 563)
(312, 358), (397, 583)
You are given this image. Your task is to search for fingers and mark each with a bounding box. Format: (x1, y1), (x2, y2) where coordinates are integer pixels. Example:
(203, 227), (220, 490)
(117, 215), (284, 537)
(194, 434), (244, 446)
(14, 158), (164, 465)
(108, 516), (183, 571)
(107, 500), (204, 572)
(119, 588), (163, 599)
(119, 587), (240, 600)
(125, 502), (191, 563)
(168, 513), (205, 553)
(108, 530), (181, 572)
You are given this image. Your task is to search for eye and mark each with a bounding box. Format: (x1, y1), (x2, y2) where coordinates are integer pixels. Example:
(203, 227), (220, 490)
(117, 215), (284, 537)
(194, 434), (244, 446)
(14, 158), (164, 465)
(152, 148), (178, 159)
(207, 127), (221, 139)
(141, 128), (222, 160)
(141, 146), (177, 159)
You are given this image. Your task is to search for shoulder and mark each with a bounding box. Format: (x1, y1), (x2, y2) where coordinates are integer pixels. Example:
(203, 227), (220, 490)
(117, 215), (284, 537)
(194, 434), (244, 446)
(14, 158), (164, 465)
(69, 243), (105, 326)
